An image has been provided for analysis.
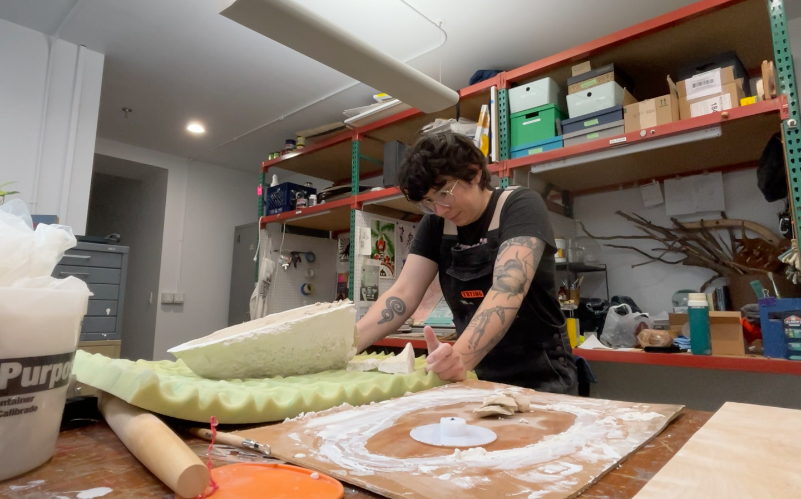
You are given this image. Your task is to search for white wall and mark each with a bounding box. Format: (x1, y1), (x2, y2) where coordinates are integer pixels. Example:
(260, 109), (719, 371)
(0, 18), (103, 234)
(573, 170), (784, 313)
(94, 138), (257, 359)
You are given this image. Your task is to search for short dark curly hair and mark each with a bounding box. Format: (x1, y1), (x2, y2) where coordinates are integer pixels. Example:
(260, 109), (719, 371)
(398, 132), (491, 202)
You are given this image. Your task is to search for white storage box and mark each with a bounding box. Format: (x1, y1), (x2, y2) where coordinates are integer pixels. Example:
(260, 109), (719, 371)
(566, 81), (636, 118)
(509, 77), (564, 114)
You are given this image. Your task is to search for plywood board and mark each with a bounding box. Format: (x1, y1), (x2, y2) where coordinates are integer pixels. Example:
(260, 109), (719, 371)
(632, 402), (801, 499)
(238, 380), (682, 499)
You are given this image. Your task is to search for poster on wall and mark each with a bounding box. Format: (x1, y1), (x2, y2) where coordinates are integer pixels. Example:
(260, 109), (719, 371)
(370, 219), (396, 279)
(397, 221), (417, 275)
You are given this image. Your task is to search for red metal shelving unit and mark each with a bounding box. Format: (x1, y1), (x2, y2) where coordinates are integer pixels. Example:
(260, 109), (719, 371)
(371, 338), (801, 376)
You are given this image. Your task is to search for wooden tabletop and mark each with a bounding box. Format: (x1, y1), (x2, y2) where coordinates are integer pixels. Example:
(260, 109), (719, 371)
(1, 409), (711, 499)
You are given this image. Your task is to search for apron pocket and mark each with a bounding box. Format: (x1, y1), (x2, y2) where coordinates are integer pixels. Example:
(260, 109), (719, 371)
(446, 244), (495, 281)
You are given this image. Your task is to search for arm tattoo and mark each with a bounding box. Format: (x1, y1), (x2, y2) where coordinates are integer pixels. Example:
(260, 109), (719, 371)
(377, 296), (406, 324)
(491, 237), (545, 300)
(460, 237), (545, 367)
(465, 305), (517, 351)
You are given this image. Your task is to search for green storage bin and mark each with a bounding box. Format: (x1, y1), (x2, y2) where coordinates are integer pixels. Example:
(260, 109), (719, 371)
(510, 104), (565, 149)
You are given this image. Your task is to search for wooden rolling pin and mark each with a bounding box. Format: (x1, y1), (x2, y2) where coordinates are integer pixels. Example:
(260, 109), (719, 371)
(98, 392), (210, 498)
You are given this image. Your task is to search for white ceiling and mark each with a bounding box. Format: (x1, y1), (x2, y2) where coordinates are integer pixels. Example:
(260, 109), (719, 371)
(5, 0), (784, 176)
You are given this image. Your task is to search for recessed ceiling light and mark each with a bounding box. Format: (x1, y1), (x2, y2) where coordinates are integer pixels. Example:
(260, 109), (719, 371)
(187, 123), (205, 134)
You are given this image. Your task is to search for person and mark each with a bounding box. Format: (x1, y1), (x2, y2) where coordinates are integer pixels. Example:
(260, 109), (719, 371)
(355, 132), (577, 393)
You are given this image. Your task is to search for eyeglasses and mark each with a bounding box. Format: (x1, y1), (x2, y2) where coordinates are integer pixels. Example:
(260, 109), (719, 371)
(417, 180), (459, 215)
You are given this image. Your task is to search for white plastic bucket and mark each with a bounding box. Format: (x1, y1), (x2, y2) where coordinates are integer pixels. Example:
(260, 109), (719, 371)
(0, 285), (90, 480)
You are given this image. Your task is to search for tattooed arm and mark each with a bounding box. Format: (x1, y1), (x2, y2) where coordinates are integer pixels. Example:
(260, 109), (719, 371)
(355, 254), (439, 352)
(426, 237), (546, 380)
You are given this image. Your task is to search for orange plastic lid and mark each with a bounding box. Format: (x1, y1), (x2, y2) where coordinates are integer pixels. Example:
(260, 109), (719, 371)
(178, 463), (344, 499)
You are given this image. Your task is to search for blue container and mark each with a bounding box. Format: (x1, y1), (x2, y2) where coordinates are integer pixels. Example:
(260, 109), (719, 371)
(688, 293), (711, 355)
(265, 182), (316, 215)
(510, 136), (563, 159)
(759, 298), (801, 359)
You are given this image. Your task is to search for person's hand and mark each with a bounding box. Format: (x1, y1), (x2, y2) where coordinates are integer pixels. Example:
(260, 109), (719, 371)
(424, 326), (466, 382)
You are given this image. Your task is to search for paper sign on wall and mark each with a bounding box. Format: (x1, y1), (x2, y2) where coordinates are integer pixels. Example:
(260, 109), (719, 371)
(664, 172), (724, 216)
(640, 181), (664, 208)
(357, 226), (372, 256)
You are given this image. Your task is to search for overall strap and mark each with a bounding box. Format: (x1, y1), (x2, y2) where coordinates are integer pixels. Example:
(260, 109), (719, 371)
(488, 186), (519, 231)
(442, 186), (519, 235)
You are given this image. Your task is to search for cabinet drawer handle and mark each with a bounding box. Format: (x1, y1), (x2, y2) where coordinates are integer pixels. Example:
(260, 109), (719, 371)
(65, 254), (91, 260)
(60, 272), (89, 277)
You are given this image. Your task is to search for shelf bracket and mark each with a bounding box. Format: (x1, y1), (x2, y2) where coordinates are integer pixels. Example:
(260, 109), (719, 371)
(498, 88), (510, 162)
(769, 0), (801, 237)
(349, 140), (361, 300)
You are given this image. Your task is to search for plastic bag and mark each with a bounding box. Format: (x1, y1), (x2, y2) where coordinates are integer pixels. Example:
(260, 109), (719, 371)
(0, 199), (78, 286)
(600, 304), (654, 348)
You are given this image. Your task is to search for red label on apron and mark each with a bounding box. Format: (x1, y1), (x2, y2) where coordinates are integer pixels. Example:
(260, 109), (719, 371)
(461, 290), (484, 299)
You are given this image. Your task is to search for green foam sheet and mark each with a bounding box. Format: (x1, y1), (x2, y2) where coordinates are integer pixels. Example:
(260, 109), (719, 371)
(72, 350), (454, 424)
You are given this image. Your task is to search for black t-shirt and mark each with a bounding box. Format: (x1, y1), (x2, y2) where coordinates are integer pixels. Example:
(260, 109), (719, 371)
(411, 187), (558, 300)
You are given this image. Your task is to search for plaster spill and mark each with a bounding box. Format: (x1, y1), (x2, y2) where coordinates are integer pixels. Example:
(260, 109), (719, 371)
(9, 480), (45, 491)
(76, 488), (113, 499)
(310, 472), (319, 479)
(288, 433), (301, 442)
(294, 453), (307, 458)
(57, 496), (70, 499)
(285, 384), (676, 495)
(617, 412), (664, 422)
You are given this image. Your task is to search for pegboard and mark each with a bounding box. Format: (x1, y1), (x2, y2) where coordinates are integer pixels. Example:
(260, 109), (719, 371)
(262, 224), (338, 313)
(352, 211), (417, 320)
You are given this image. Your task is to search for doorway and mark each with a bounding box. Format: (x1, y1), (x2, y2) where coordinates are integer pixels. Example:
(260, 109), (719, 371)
(86, 154), (168, 361)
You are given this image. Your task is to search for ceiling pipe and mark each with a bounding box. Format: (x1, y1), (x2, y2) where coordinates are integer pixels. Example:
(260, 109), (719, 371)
(218, 0), (459, 114)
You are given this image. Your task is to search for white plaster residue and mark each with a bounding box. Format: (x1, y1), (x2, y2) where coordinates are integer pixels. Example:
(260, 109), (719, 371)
(310, 472), (320, 479)
(288, 432), (301, 442)
(77, 488), (113, 499)
(437, 473), (452, 480)
(9, 481), (45, 491)
(601, 444), (622, 460)
(291, 383), (671, 491)
(617, 412), (664, 422)
(528, 491), (548, 499)
(294, 453), (307, 458)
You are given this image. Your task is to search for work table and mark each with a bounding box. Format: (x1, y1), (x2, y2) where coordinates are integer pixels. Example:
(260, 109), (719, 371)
(2, 409), (711, 499)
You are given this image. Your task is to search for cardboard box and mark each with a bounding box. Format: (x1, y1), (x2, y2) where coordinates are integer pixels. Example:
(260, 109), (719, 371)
(677, 66), (737, 99)
(572, 61), (591, 77)
(624, 76), (680, 132)
(668, 312), (745, 356)
(679, 80), (744, 120)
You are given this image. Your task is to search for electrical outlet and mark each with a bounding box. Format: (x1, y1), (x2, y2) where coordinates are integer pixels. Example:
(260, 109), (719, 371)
(173, 293), (185, 304)
(161, 292), (174, 304)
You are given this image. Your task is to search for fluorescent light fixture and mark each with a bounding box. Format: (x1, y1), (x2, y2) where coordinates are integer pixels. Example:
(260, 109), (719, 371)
(187, 123), (205, 134)
(218, 0), (459, 113)
(530, 126), (722, 174)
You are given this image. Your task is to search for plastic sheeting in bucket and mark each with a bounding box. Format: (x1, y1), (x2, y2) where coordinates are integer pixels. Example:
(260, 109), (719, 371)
(0, 200), (91, 481)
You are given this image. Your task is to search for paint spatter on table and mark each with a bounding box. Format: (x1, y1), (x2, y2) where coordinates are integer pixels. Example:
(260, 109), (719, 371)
(76, 487), (113, 498)
(9, 480), (45, 491)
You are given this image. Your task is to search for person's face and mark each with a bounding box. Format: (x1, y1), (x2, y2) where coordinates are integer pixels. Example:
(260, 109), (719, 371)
(419, 171), (486, 226)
